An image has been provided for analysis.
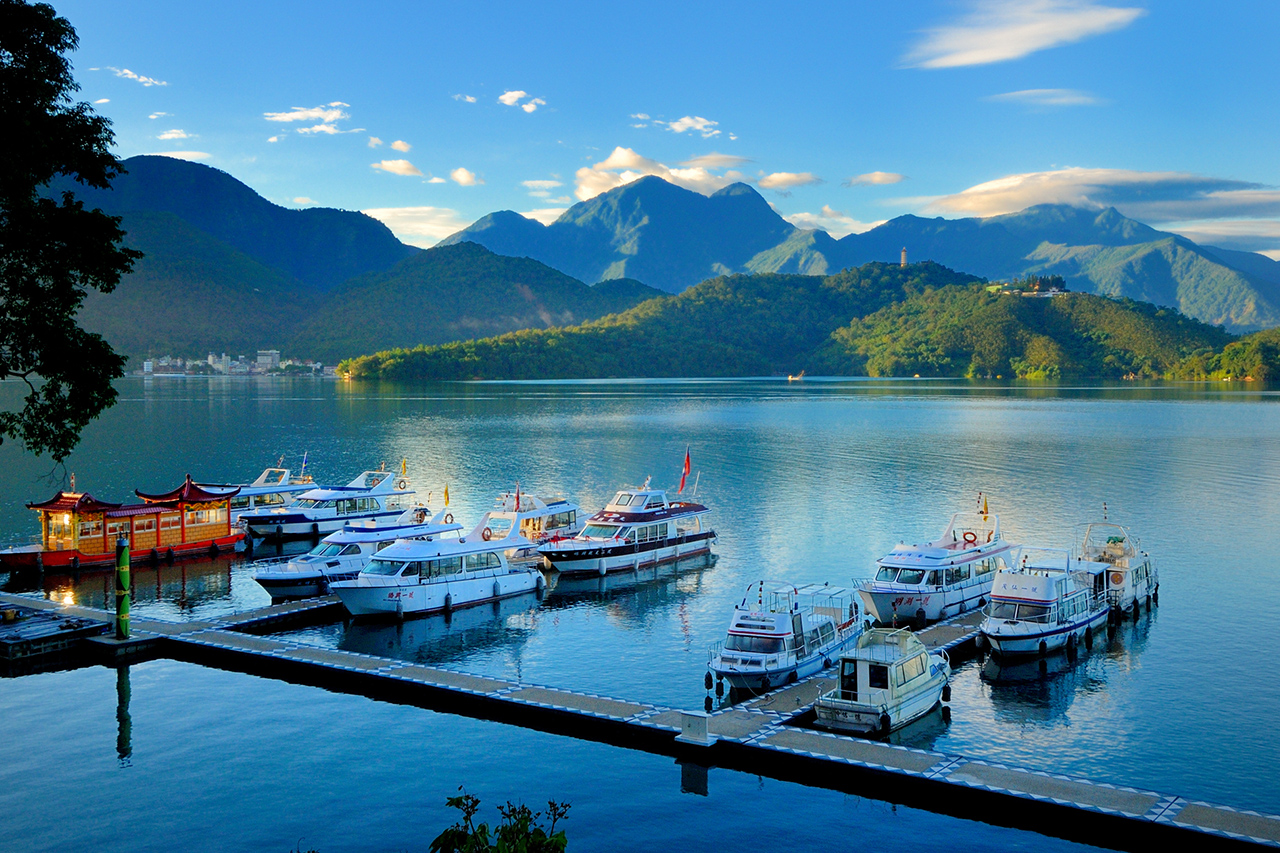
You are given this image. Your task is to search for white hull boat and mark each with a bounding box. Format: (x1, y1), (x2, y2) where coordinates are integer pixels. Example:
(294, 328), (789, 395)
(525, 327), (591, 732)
(981, 547), (1110, 658)
(198, 465), (316, 526)
(241, 468), (418, 539)
(476, 490), (583, 565)
(1075, 521), (1158, 618)
(814, 629), (950, 736)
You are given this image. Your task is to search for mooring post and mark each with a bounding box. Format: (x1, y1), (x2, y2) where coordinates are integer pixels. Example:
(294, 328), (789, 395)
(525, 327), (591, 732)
(115, 535), (130, 639)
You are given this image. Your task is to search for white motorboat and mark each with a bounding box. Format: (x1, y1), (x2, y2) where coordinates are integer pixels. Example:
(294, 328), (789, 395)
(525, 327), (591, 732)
(814, 629), (951, 736)
(1074, 521), (1158, 618)
(538, 483), (714, 576)
(331, 518), (545, 618)
(981, 547), (1110, 658)
(858, 506), (1016, 627)
(475, 490), (584, 564)
(708, 581), (867, 692)
(240, 468), (417, 539)
(252, 507), (459, 598)
(198, 465), (316, 525)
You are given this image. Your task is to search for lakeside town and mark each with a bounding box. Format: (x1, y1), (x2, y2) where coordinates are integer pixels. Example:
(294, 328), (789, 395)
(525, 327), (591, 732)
(136, 350), (338, 377)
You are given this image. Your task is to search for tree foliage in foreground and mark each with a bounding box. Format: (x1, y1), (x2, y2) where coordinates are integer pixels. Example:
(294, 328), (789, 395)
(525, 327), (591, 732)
(430, 792), (570, 853)
(0, 0), (138, 461)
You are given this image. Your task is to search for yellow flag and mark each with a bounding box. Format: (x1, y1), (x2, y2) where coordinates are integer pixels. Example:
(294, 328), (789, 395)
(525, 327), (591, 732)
(401, 458), (407, 476)
(444, 484), (449, 506)
(983, 495), (989, 517)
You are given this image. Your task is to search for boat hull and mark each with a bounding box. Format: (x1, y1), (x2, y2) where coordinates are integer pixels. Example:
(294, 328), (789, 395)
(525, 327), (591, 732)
(333, 569), (542, 617)
(858, 577), (993, 626)
(540, 532), (715, 577)
(0, 533), (244, 571)
(243, 510), (404, 540)
(983, 608), (1110, 657)
(711, 631), (861, 691)
(814, 669), (948, 735)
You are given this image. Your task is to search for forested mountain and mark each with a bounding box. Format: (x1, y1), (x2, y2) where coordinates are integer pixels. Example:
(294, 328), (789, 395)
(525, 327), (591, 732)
(441, 177), (1280, 331)
(340, 261), (1277, 382)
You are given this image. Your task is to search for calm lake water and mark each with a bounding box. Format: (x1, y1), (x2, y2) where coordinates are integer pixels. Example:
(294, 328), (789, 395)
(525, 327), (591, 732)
(3, 376), (1279, 852)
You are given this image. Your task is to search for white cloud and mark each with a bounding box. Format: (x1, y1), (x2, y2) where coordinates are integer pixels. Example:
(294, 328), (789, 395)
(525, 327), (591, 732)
(451, 167), (482, 186)
(906, 1), (1145, 69)
(157, 128), (193, 140)
(293, 197), (315, 205)
(264, 104), (349, 124)
(666, 116), (720, 138)
(844, 171), (907, 187)
(371, 159), (424, 176)
(106, 67), (167, 86)
(549, 196), (572, 204)
(521, 98), (546, 113)
(362, 206), (472, 248)
(680, 152), (751, 169)
(528, 191), (551, 198)
(520, 208), (568, 225)
(988, 88), (1102, 106)
(93, 98), (109, 104)
(267, 136), (281, 143)
(368, 137), (383, 148)
(391, 140), (411, 152)
(145, 151), (210, 161)
(785, 206), (884, 239)
(453, 94), (477, 103)
(148, 112), (169, 119)
(298, 122), (365, 135)
(522, 179), (563, 190)
(499, 90), (528, 106)
(928, 168), (1276, 222)
(1163, 220), (1280, 254)
(427, 177), (447, 184)
(630, 113), (650, 120)
(759, 171), (822, 191)
(574, 146), (741, 200)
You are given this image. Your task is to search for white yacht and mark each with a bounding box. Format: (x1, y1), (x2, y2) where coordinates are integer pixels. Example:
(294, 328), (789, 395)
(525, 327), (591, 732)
(331, 518), (544, 618)
(538, 483), (714, 576)
(198, 466), (316, 524)
(708, 581), (867, 692)
(858, 507), (1016, 627)
(814, 629), (951, 736)
(981, 547), (1110, 658)
(252, 507), (459, 599)
(240, 469), (417, 539)
(1074, 521), (1158, 618)
(475, 490), (583, 564)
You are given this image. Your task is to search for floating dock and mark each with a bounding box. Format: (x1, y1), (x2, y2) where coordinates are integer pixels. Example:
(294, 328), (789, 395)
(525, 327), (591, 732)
(1, 592), (1274, 851)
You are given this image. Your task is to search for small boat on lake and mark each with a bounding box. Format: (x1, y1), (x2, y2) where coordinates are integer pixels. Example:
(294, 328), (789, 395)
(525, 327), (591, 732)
(0, 475), (243, 570)
(197, 465), (316, 525)
(331, 518), (545, 618)
(240, 468), (417, 540)
(537, 482), (714, 576)
(252, 507), (459, 599)
(475, 489), (583, 565)
(1074, 521), (1158, 619)
(981, 547), (1110, 658)
(858, 503), (1016, 627)
(813, 628), (951, 736)
(708, 581), (866, 692)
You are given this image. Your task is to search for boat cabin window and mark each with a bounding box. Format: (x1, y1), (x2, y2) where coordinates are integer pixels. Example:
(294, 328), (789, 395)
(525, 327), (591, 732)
(611, 493), (634, 506)
(375, 541), (393, 552)
(818, 623), (836, 644)
(400, 561), (422, 577)
(581, 523), (617, 539)
(875, 567), (899, 582)
(465, 552), (502, 570)
(421, 557), (463, 577)
(840, 660), (859, 700)
(259, 493), (286, 506)
(78, 519), (103, 538)
(975, 558), (995, 576)
(107, 520), (128, 538)
(134, 517), (156, 534)
(310, 543), (343, 557)
(160, 514), (181, 530)
(337, 499), (357, 514)
(488, 518), (514, 537)
(546, 511), (575, 530)
(988, 601), (1017, 620)
(946, 565), (971, 584)
(644, 495), (664, 509)
(365, 559), (405, 576)
(339, 544), (362, 557)
(868, 664), (889, 690)
(897, 569), (926, 585)
(634, 523), (668, 544)
(896, 654), (927, 687)
(675, 517), (701, 535)
(724, 635), (784, 654)
(622, 528), (636, 542)
(231, 496), (251, 510)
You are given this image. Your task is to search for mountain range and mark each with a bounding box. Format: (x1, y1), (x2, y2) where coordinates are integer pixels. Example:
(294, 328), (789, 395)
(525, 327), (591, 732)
(443, 177), (1280, 331)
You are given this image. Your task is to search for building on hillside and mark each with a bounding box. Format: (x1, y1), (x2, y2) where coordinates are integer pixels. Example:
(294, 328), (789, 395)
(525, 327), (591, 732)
(901, 247), (908, 267)
(256, 350), (281, 370)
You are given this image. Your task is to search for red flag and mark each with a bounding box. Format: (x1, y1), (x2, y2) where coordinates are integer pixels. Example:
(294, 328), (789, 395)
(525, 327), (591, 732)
(678, 447), (691, 494)
(514, 482), (521, 512)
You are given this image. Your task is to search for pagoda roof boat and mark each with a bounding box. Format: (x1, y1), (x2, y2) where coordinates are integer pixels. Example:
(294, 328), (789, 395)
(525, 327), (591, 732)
(814, 628), (951, 736)
(1073, 521), (1158, 619)
(980, 546), (1110, 658)
(240, 467), (417, 540)
(331, 517), (545, 618)
(858, 502), (1016, 627)
(474, 489), (583, 565)
(538, 482), (714, 577)
(197, 465), (317, 524)
(708, 581), (867, 693)
(0, 475), (244, 570)
(253, 506), (458, 599)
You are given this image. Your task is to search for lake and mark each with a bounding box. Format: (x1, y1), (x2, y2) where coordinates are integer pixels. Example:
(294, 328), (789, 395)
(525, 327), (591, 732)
(2, 376), (1278, 852)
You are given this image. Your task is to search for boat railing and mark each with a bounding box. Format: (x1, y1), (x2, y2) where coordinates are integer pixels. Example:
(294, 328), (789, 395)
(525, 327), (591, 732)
(707, 640), (786, 671)
(249, 555), (297, 569)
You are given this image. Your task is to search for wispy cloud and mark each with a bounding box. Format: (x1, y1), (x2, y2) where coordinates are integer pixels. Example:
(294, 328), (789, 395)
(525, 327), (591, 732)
(146, 151), (210, 161)
(844, 171), (906, 187)
(453, 94), (477, 103)
(1162, 219), (1280, 256)
(368, 137), (382, 148)
(427, 177), (447, 184)
(157, 128), (193, 140)
(148, 112), (169, 120)
(391, 140), (411, 152)
(265, 102), (362, 136)
(293, 197), (315, 205)
(106, 66), (167, 86)
(906, 1), (1145, 69)
(362, 206), (471, 247)
(785, 205), (883, 239)
(574, 146), (746, 200)
(667, 116), (720, 138)
(521, 180), (563, 190)
(371, 159), (423, 176)
(758, 171), (822, 192)
(680, 152), (751, 169)
(93, 98), (109, 104)
(451, 167), (482, 186)
(988, 88), (1102, 106)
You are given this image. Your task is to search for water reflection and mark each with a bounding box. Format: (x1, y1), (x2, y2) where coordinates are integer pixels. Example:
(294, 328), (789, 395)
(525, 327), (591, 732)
(115, 665), (132, 766)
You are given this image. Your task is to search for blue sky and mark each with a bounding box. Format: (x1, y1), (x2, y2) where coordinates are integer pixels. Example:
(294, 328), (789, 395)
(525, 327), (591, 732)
(57, 0), (1280, 256)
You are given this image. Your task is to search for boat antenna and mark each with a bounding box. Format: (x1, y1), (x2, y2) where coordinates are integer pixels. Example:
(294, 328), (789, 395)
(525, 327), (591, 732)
(299, 451), (308, 477)
(642, 475), (651, 489)
(693, 471), (700, 496)
(277, 454), (284, 468)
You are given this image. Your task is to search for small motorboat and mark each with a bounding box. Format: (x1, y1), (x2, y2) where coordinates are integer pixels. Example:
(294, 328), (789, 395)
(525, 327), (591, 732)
(252, 507), (458, 598)
(1074, 521), (1158, 619)
(814, 628), (951, 737)
(708, 581), (867, 692)
(858, 500), (1017, 627)
(981, 546), (1110, 658)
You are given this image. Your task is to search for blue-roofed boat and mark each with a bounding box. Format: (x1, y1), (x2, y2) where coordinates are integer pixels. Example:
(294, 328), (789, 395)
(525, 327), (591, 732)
(240, 467), (418, 540)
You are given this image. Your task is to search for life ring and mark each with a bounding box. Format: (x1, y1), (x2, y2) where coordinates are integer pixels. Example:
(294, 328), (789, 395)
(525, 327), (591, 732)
(1110, 571), (1124, 586)
(963, 531), (978, 545)
(444, 513), (453, 524)
(396, 478), (408, 490)
(482, 527), (492, 541)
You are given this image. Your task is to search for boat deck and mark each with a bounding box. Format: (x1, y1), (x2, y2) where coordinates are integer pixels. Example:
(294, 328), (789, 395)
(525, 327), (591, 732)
(1, 592), (1273, 851)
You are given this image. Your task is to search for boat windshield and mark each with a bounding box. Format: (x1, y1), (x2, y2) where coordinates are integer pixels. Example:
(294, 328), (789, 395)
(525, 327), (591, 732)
(487, 517), (513, 536)
(308, 543), (342, 557)
(293, 499), (328, 510)
(365, 559), (406, 576)
(581, 523), (618, 538)
(611, 493), (633, 506)
(724, 635), (785, 654)
(875, 567), (899, 581)
(897, 569), (926, 585)
(990, 602), (1051, 622)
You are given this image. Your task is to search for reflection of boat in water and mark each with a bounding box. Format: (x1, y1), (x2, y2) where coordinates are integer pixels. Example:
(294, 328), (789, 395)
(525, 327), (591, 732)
(858, 502), (1015, 627)
(542, 552), (716, 609)
(39, 553), (239, 614)
(708, 581), (866, 691)
(813, 629), (950, 736)
(981, 547), (1109, 658)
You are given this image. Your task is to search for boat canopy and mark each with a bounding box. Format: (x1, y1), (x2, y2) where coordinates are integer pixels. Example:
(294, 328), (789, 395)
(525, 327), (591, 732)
(1075, 522), (1139, 565)
(294, 470), (410, 502)
(605, 489), (669, 512)
(849, 628), (928, 663)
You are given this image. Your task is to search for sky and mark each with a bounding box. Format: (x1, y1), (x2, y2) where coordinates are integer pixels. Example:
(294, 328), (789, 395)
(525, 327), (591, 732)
(54, 0), (1280, 258)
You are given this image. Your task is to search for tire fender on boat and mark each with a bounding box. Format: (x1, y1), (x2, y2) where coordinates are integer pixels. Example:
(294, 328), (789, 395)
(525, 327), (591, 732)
(1038, 639), (1048, 657)
(492, 580), (502, 599)
(879, 713), (892, 736)
(443, 593), (453, 612)
(310, 523), (320, 539)
(165, 547), (174, 564)
(942, 683), (951, 703)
